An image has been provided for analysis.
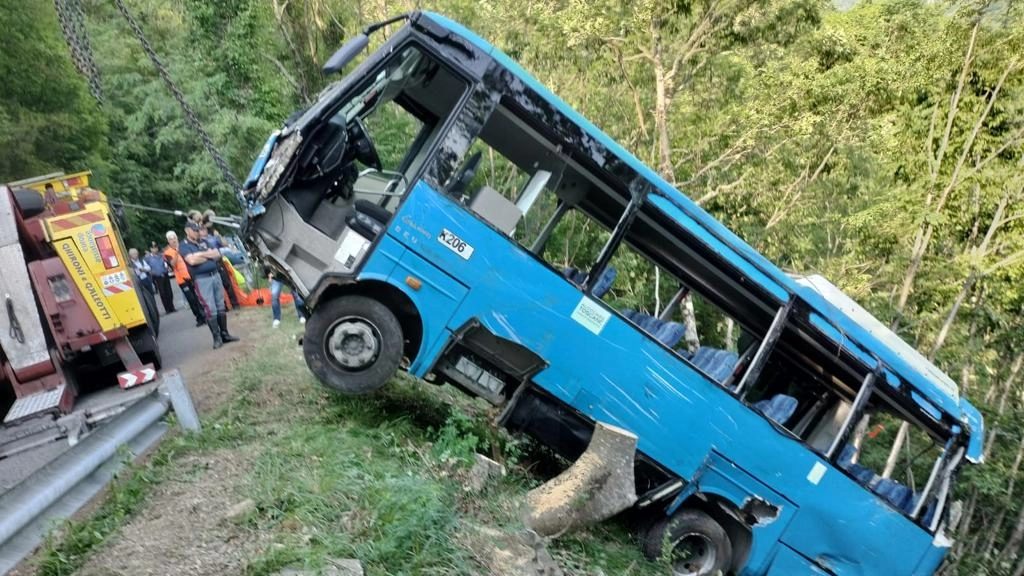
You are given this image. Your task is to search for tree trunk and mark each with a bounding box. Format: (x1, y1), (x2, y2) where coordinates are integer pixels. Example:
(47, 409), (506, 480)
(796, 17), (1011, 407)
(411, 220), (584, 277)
(651, 19), (675, 185)
(1005, 504), (1024, 574)
(523, 422), (638, 537)
(681, 292), (700, 353)
(990, 434), (1024, 560)
(1001, 352), (1024, 415)
(882, 421), (909, 479)
(891, 23), (979, 329)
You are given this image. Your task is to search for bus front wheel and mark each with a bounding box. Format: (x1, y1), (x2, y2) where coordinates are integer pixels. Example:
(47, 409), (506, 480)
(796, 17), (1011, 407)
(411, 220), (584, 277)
(642, 509), (733, 576)
(303, 295), (403, 395)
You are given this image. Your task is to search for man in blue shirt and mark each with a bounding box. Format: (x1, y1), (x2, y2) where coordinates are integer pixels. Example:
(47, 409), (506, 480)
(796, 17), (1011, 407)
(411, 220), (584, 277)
(143, 242), (176, 314)
(179, 220), (240, 349)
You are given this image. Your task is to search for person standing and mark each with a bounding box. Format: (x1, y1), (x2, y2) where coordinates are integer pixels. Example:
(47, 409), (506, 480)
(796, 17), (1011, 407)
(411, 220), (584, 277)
(128, 248), (154, 294)
(268, 270), (307, 328)
(179, 220), (239, 349)
(199, 224), (241, 309)
(144, 241), (176, 314)
(128, 247), (160, 337)
(164, 231), (206, 327)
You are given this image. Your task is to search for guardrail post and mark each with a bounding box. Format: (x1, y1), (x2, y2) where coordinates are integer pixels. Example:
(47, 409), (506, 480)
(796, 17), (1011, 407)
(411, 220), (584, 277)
(158, 369), (201, 432)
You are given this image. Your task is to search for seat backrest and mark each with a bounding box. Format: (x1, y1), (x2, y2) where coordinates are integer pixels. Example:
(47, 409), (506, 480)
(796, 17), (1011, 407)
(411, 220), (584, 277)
(752, 394), (798, 426)
(469, 185), (522, 234)
(839, 445), (917, 515)
(562, 266), (617, 299)
(875, 478), (915, 513)
(653, 321), (686, 349)
(687, 347), (739, 383)
(591, 266), (617, 298)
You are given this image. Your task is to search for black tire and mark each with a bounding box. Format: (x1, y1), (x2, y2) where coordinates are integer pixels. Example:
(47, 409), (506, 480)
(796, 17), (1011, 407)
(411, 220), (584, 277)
(138, 285), (160, 338)
(642, 509), (733, 576)
(303, 295), (403, 395)
(130, 326), (162, 370)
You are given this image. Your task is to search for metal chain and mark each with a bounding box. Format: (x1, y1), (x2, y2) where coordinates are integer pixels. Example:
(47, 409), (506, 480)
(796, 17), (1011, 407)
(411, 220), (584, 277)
(68, 0), (103, 100)
(53, 0), (103, 102)
(111, 0), (244, 196)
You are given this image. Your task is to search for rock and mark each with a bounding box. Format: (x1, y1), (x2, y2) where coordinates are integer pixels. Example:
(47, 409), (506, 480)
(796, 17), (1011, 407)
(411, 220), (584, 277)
(222, 498), (256, 522)
(462, 523), (563, 576)
(466, 453), (505, 493)
(324, 558), (364, 576)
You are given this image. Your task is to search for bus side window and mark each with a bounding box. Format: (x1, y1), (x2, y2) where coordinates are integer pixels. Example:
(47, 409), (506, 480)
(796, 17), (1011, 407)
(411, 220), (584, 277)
(588, 203), (769, 390)
(828, 403), (948, 526)
(449, 103), (617, 275)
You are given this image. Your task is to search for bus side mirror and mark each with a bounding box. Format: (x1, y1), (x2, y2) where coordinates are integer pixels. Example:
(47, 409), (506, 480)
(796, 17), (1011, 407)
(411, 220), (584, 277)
(323, 34), (370, 75)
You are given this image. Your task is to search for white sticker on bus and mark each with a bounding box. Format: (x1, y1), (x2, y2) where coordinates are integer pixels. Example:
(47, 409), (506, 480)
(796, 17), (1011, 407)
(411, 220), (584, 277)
(437, 228), (474, 260)
(807, 461), (827, 485)
(571, 296), (611, 335)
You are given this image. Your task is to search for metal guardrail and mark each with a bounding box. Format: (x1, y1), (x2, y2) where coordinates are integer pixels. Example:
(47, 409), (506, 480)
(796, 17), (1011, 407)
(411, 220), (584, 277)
(0, 369), (199, 573)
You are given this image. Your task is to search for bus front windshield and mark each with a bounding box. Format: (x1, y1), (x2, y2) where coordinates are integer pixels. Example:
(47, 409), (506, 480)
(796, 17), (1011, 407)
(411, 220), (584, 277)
(289, 44), (465, 215)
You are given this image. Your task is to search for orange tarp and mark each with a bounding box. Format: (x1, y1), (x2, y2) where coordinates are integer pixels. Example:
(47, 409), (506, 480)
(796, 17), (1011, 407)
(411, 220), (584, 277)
(222, 259), (293, 309)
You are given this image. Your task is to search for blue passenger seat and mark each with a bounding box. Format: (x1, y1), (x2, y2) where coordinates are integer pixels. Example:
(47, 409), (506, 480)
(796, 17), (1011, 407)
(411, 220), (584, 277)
(563, 266), (617, 298)
(685, 347), (740, 383)
(838, 444), (919, 515)
(620, 309), (687, 348)
(753, 394), (799, 426)
(683, 346), (798, 426)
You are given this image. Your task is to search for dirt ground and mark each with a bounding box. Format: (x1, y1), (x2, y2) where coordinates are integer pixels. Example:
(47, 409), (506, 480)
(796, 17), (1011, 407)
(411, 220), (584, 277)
(76, 449), (262, 576)
(11, 307), (274, 576)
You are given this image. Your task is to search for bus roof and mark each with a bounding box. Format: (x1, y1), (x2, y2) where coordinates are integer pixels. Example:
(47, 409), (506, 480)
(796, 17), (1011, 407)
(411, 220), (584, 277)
(417, 12), (983, 450)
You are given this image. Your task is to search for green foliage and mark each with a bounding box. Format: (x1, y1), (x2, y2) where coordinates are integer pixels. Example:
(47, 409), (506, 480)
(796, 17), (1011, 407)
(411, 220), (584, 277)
(430, 409), (484, 466)
(10, 0), (1024, 572)
(0, 0), (108, 181)
(36, 460), (155, 576)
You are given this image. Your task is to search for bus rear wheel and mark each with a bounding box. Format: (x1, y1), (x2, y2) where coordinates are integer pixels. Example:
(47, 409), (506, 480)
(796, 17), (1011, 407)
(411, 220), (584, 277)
(303, 295), (403, 395)
(642, 509), (733, 576)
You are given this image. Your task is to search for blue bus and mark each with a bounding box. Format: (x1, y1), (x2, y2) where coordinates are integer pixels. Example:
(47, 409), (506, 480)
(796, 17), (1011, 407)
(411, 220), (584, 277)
(241, 12), (984, 575)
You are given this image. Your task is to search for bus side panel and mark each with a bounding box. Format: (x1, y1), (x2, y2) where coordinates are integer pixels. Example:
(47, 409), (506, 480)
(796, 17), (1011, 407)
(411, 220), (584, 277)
(358, 233), (469, 376)
(765, 545), (834, 576)
(779, 468), (932, 576)
(679, 452), (797, 576)
(388, 182), (937, 574)
(915, 543), (948, 575)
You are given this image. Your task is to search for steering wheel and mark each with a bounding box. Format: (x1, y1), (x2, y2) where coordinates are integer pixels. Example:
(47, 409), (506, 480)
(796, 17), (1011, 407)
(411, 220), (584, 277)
(347, 117), (382, 171)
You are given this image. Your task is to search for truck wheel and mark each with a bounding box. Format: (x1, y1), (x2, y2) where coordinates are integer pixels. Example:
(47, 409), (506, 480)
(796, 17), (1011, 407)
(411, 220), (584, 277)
(303, 295), (402, 395)
(642, 509), (733, 576)
(130, 327), (162, 370)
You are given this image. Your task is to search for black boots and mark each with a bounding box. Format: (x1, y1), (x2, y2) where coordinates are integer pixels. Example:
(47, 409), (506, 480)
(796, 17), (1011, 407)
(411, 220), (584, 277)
(218, 313), (239, 344)
(207, 318), (224, 349)
(206, 314), (239, 349)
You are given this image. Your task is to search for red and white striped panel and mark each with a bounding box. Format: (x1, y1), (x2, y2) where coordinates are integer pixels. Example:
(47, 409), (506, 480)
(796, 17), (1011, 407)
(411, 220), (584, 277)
(102, 279), (134, 296)
(118, 365), (156, 389)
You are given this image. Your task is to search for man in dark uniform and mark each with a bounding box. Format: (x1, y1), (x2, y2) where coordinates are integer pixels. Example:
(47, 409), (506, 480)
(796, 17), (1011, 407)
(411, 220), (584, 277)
(145, 241), (176, 314)
(179, 220), (240, 349)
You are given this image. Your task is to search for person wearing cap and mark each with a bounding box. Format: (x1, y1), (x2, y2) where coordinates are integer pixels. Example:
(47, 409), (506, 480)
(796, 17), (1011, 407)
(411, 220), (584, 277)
(198, 223), (241, 309)
(165, 231), (206, 327)
(144, 241), (175, 314)
(179, 220), (239, 349)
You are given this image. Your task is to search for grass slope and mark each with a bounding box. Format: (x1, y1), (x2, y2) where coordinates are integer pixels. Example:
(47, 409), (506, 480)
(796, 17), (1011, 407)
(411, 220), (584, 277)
(36, 314), (664, 575)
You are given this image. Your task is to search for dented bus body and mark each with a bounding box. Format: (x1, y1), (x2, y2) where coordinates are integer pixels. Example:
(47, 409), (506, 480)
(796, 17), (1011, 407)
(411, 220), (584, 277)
(241, 12), (983, 575)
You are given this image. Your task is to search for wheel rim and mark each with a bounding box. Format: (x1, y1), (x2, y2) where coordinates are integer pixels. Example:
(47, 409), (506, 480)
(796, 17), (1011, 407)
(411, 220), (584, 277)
(671, 532), (718, 576)
(325, 316), (381, 371)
